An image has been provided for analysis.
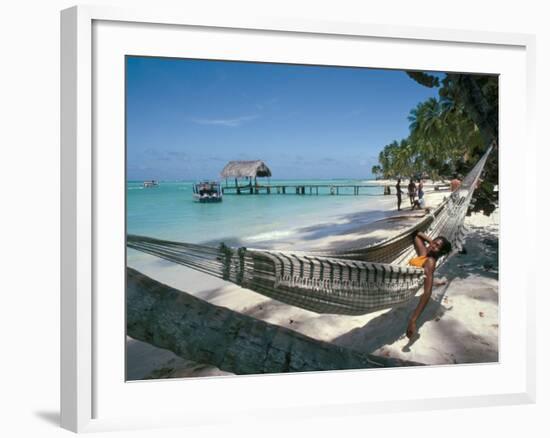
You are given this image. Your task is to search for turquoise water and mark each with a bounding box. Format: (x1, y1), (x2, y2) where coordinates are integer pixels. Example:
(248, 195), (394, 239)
(127, 179), (390, 248)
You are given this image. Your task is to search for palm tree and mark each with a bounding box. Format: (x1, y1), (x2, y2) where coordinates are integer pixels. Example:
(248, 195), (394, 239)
(374, 71), (498, 215)
(375, 73), (495, 190)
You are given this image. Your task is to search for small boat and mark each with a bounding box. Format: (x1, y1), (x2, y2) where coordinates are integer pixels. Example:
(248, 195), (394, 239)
(143, 180), (159, 188)
(192, 181), (223, 203)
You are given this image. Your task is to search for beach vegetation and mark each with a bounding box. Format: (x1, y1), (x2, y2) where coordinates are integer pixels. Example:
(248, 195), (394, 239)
(374, 72), (498, 215)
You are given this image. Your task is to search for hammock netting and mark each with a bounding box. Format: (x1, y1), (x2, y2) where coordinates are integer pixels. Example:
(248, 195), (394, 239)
(127, 147), (493, 315)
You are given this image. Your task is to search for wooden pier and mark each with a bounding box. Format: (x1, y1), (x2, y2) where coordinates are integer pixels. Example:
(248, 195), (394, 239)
(222, 183), (384, 196)
(221, 182), (451, 196)
(217, 160), (450, 197)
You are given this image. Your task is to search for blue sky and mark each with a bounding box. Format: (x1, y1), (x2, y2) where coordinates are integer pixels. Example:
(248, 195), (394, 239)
(126, 56), (441, 181)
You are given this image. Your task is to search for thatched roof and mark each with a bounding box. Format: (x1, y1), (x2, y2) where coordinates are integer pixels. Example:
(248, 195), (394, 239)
(220, 160), (272, 178)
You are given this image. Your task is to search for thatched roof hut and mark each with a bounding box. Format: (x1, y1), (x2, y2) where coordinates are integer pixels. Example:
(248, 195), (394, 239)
(220, 160), (272, 179)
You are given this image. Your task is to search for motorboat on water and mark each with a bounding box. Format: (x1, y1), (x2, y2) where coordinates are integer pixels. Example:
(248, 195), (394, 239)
(192, 181), (223, 203)
(143, 180), (159, 188)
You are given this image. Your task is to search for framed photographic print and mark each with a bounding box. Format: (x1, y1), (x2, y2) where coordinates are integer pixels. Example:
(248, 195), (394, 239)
(61, 5), (536, 433)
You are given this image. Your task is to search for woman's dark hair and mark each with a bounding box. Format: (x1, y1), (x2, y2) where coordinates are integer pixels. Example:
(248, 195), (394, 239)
(435, 236), (452, 257)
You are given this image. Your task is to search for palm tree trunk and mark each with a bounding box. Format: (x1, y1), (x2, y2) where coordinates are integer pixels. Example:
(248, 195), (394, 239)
(126, 268), (421, 374)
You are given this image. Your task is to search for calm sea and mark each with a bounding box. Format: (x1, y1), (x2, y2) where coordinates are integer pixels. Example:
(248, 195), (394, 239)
(127, 179), (394, 251)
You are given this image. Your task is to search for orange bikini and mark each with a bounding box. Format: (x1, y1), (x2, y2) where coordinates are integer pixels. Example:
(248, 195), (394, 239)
(409, 255), (428, 268)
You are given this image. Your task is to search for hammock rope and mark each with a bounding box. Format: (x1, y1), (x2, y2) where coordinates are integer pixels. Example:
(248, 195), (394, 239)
(127, 146), (493, 315)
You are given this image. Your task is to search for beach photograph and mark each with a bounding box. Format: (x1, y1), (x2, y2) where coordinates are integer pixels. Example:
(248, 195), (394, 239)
(125, 56), (499, 380)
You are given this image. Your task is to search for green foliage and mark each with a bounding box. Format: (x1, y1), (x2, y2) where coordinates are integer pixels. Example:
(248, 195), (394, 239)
(374, 72), (498, 215)
(371, 165), (383, 179)
(406, 71), (440, 88)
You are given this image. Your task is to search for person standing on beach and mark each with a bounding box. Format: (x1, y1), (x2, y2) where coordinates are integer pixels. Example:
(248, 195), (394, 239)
(406, 232), (452, 339)
(417, 178), (424, 199)
(408, 179), (416, 206)
(450, 173), (462, 192)
(395, 178), (403, 211)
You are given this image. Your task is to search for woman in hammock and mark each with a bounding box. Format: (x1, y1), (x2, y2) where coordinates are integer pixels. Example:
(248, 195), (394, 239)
(406, 232), (452, 339)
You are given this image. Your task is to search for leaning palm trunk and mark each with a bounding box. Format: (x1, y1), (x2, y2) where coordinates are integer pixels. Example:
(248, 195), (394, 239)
(128, 147), (493, 315)
(127, 268), (422, 373)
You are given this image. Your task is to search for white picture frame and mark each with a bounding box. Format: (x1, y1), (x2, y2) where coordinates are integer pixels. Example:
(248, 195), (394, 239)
(60, 4), (537, 433)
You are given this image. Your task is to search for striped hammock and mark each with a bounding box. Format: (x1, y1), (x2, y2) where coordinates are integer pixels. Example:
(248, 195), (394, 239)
(127, 147), (493, 315)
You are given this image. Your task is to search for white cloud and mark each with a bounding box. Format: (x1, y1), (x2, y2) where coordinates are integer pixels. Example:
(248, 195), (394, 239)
(191, 115), (259, 127)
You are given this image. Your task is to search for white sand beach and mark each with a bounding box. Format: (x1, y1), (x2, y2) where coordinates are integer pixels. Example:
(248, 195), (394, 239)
(127, 188), (499, 380)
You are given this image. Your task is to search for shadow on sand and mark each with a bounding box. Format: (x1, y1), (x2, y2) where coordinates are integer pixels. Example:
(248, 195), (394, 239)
(331, 282), (451, 354)
(200, 207), (428, 251)
(330, 224), (498, 360)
